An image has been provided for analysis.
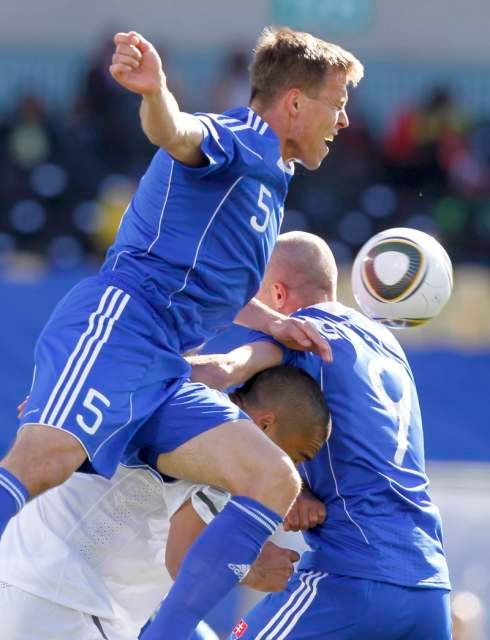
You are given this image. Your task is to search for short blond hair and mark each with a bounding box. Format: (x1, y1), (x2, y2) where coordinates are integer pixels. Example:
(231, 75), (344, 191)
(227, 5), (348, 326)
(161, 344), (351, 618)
(250, 27), (364, 106)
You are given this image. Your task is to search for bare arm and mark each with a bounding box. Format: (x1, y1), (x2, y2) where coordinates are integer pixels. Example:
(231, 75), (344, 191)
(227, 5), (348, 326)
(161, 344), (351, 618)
(110, 31), (205, 167)
(235, 298), (332, 362)
(166, 499), (299, 592)
(189, 341), (284, 390)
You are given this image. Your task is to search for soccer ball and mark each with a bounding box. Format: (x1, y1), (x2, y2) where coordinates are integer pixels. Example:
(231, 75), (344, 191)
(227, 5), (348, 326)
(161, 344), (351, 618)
(351, 228), (453, 328)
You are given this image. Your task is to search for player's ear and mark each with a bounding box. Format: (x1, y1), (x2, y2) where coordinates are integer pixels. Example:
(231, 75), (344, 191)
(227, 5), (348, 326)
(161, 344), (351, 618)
(257, 412), (275, 433)
(284, 88), (302, 116)
(272, 281), (288, 310)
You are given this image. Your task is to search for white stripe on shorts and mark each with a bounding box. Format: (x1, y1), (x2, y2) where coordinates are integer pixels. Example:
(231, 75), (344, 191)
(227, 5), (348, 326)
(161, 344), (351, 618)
(273, 573), (325, 639)
(40, 287), (129, 427)
(255, 571), (324, 640)
(55, 292), (130, 428)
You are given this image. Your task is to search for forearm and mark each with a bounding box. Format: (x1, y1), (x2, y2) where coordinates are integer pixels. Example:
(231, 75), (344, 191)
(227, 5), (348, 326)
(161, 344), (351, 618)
(189, 348), (259, 391)
(234, 297), (285, 333)
(140, 87), (204, 166)
(189, 342), (283, 390)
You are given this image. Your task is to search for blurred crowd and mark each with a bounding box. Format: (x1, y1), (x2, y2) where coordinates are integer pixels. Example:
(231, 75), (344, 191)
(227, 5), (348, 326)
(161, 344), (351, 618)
(1, 39), (490, 271)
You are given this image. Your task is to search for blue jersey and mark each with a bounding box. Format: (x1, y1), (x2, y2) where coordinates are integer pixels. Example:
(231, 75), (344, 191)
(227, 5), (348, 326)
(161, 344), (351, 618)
(100, 107), (293, 353)
(259, 302), (450, 589)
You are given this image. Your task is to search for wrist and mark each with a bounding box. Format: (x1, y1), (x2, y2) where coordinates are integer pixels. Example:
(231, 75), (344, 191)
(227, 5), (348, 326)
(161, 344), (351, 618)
(264, 310), (286, 335)
(141, 79), (167, 101)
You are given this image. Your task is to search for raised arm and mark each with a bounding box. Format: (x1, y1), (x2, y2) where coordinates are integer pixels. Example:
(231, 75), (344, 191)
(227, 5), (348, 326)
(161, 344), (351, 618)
(235, 298), (332, 362)
(189, 341), (283, 390)
(110, 31), (205, 167)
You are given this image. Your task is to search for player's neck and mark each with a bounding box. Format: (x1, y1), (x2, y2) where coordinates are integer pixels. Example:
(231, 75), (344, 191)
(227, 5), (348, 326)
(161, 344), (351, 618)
(249, 100), (289, 158)
(284, 291), (336, 315)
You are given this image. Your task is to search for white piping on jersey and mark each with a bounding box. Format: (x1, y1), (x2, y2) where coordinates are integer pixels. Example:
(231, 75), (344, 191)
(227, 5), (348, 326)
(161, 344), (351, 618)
(228, 109), (268, 137)
(277, 157), (295, 175)
(206, 111), (264, 159)
(111, 205), (133, 269)
(259, 120), (269, 135)
(227, 128), (263, 160)
(213, 116), (242, 126)
(147, 159), (175, 255)
(92, 392), (133, 459)
(0, 475), (26, 511)
(377, 469), (431, 510)
(254, 571), (323, 640)
(272, 573), (326, 640)
(41, 287), (130, 428)
(165, 176), (244, 309)
(197, 115), (226, 155)
(112, 249), (132, 271)
(228, 498), (277, 535)
(228, 109), (254, 132)
(29, 365), (37, 393)
(21, 408), (39, 419)
(116, 202), (131, 234)
(300, 462), (312, 487)
(320, 367), (370, 545)
(325, 441), (370, 545)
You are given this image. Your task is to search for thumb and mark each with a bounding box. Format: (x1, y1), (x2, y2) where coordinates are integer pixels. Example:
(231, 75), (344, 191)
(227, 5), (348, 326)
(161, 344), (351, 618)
(287, 549), (300, 563)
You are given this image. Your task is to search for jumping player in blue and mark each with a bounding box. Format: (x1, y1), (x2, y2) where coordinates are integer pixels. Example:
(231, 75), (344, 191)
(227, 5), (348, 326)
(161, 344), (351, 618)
(0, 28), (363, 638)
(192, 232), (452, 639)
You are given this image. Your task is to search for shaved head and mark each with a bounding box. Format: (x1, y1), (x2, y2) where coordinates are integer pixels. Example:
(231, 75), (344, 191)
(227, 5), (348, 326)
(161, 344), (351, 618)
(259, 231), (338, 312)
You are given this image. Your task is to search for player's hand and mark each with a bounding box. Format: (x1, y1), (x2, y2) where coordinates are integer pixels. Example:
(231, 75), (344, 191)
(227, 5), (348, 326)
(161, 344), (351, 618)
(268, 317), (332, 362)
(110, 31), (165, 96)
(284, 486), (326, 532)
(242, 541), (300, 592)
(17, 397), (28, 419)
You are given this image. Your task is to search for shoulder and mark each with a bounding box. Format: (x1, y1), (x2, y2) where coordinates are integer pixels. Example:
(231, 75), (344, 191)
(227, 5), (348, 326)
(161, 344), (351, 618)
(197, 109), (289, 179)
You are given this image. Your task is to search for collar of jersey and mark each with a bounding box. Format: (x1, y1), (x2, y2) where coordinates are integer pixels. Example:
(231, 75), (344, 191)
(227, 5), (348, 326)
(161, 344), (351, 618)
(222, 106), (294, 175)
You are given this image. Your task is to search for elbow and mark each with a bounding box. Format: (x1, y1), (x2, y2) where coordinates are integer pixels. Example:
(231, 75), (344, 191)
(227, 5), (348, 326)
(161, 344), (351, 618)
(141, 123), (166, 148)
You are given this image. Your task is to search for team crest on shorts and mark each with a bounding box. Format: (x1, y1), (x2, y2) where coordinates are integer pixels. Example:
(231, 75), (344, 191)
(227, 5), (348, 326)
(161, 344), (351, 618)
(231, 619), (248, 638)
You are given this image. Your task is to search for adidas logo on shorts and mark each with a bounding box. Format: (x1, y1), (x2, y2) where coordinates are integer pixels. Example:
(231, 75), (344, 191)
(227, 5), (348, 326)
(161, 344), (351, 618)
(227, 563), (250, 581)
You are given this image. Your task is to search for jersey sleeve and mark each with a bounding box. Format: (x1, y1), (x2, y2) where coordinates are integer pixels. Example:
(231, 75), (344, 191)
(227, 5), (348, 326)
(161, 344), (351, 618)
(191, 113), (264, 177)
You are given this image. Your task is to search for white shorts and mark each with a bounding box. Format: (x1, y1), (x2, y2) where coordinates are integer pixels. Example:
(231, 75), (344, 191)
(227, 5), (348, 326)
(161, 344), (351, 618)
(0, 583), (137, 640)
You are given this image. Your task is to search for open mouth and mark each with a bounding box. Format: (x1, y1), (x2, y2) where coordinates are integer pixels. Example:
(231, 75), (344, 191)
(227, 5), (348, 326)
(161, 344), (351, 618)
(324, 136), (334, 143)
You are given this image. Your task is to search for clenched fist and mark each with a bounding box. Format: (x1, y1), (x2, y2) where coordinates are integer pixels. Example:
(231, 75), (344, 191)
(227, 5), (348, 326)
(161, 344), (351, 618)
(284, 485), (326, 532)
(243, 541), (300, 592)
(110, 31), (165, 97)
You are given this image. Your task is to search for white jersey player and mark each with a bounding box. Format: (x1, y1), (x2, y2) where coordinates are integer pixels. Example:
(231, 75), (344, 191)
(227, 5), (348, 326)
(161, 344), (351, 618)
(0, 366), (329, 639)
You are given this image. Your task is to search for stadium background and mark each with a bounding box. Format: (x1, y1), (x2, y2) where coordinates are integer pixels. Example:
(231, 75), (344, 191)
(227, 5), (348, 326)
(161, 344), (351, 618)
(0, 0), (488, 637)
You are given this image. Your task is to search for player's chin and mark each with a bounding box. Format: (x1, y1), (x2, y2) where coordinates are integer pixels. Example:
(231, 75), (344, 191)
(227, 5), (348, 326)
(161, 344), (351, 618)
(304, 146), (329, 171)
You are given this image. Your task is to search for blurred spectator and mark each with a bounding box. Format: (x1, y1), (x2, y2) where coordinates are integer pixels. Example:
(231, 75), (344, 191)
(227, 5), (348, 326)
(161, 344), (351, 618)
(210, 48), (251, 112)
(6, 94), (54, 171)
(0, 40), (489, 268)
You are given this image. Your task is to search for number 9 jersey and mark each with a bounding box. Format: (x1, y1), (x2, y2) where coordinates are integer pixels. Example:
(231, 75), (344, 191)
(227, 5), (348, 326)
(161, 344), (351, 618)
(256, 301), (450, 589)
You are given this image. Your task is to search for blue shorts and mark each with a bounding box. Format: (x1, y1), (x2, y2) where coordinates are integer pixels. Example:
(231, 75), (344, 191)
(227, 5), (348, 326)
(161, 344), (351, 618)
(229, 572), (451, 640)
(20, 276), (247, 478)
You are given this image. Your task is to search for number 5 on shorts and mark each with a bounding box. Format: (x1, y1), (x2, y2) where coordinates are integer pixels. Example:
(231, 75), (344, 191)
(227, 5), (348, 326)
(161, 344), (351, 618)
(76, 388), (111, 435)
